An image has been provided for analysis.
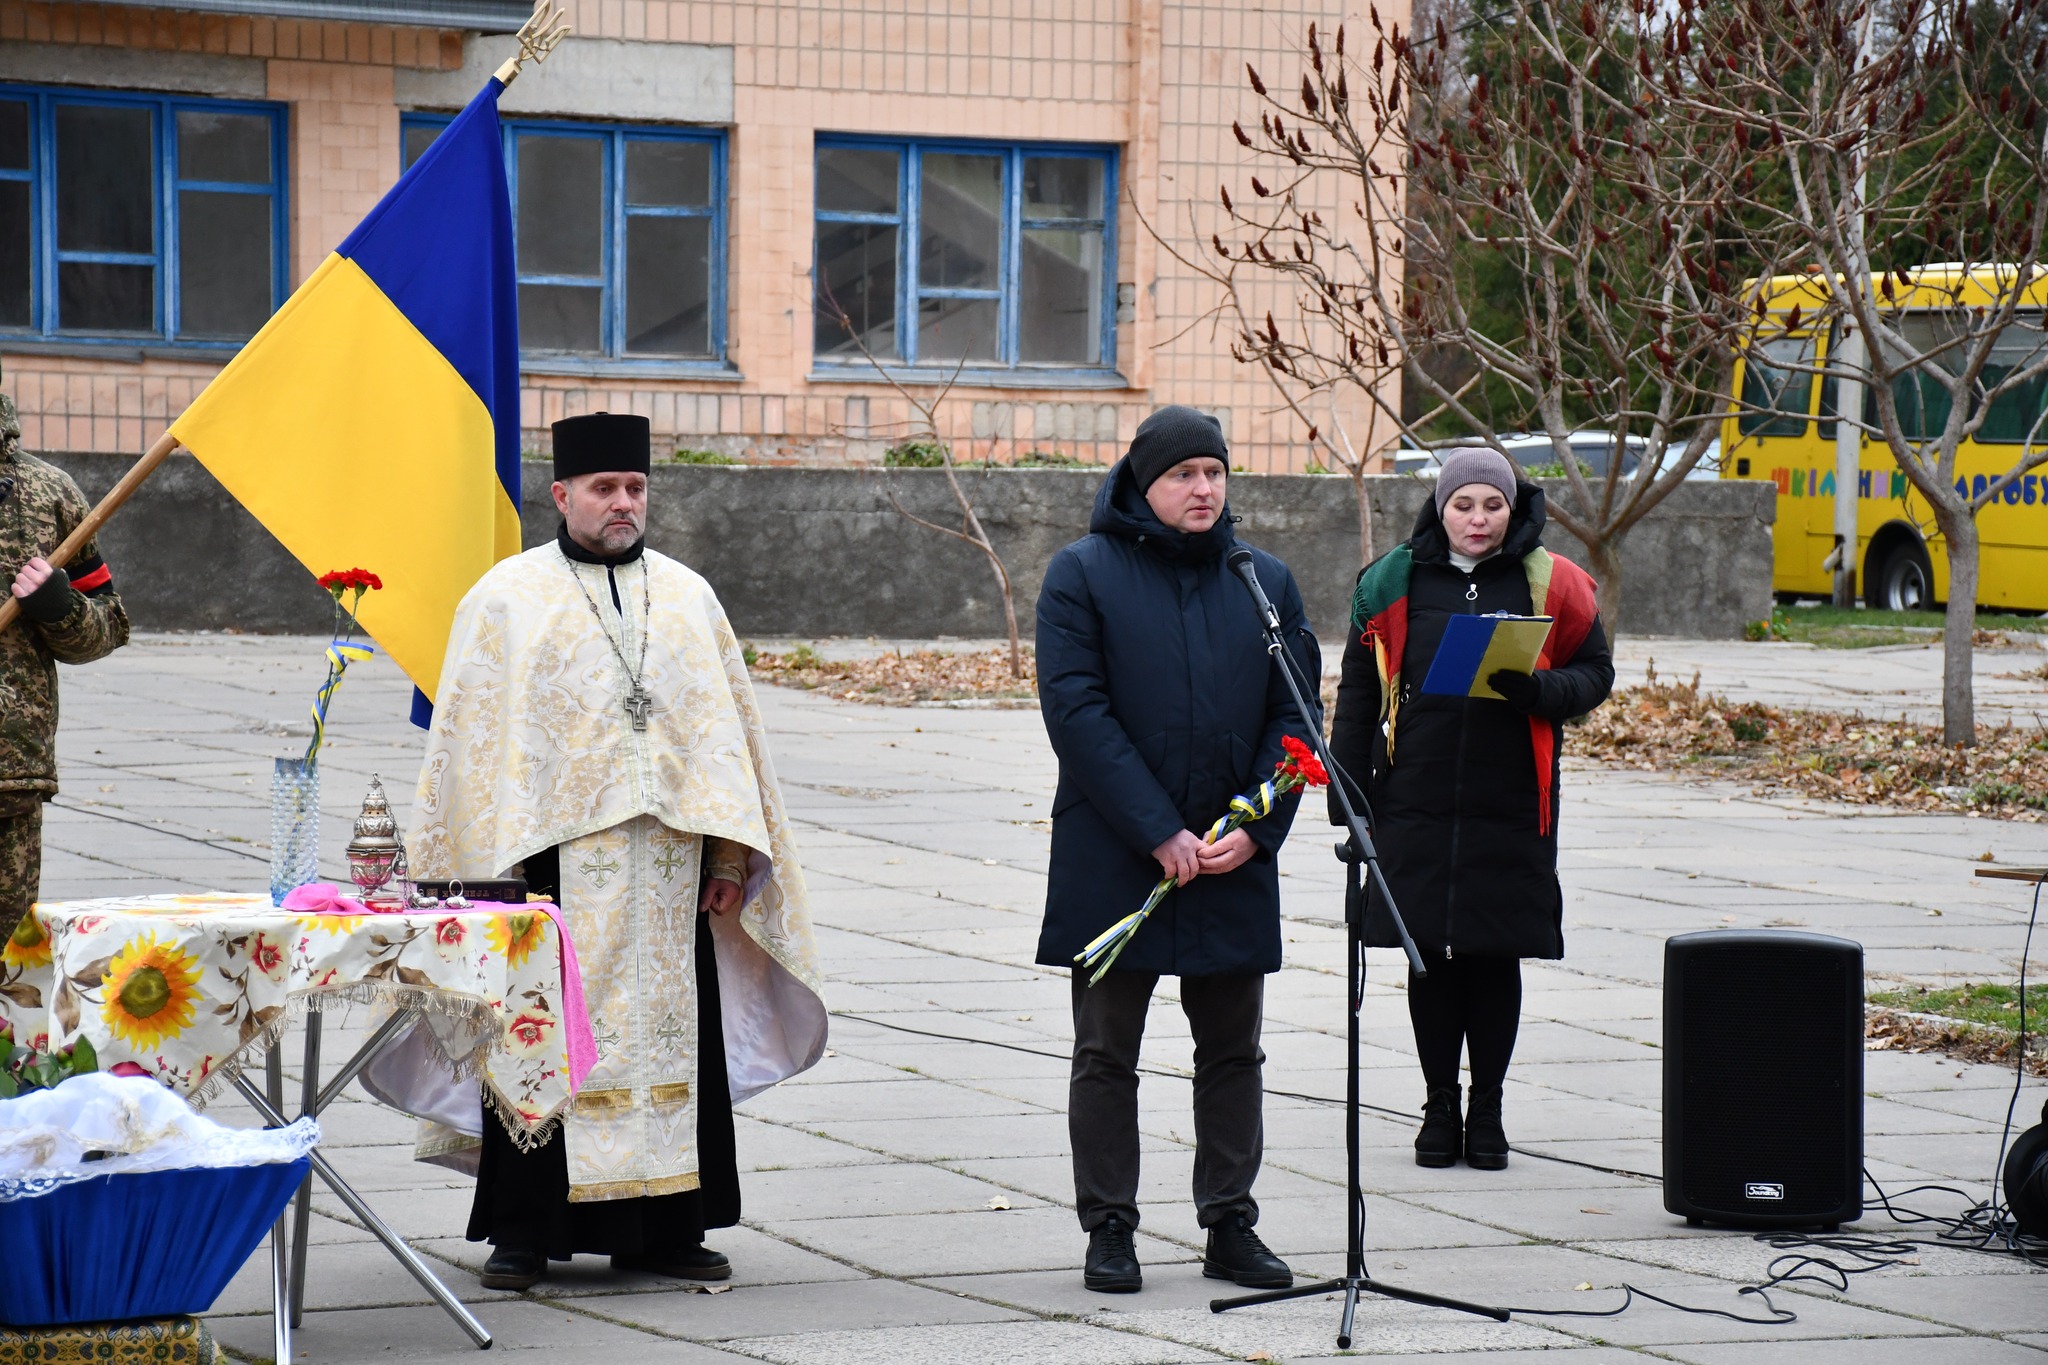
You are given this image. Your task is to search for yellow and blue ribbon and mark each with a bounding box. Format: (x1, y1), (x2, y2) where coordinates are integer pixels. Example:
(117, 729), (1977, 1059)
(305, 639), (375, 764)
(1076, 777), (1288, 985)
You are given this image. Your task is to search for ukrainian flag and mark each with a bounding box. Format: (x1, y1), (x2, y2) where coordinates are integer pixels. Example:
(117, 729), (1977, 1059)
(171, 78), (521, 713)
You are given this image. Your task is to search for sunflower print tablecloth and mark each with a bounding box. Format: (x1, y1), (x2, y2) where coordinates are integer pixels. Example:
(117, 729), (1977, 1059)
(0, 893), (573, 1136)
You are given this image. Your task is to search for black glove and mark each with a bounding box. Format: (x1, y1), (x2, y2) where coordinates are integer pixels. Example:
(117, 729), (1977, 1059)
(1487, 668), (1542, 712)
(17, 566), (75, 624)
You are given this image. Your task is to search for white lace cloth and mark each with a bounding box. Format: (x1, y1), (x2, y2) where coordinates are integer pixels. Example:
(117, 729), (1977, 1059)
(0, 1074), (319, 1201)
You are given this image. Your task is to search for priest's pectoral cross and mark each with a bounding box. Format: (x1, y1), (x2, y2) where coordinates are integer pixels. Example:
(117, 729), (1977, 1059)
(625, 684), (652, 732)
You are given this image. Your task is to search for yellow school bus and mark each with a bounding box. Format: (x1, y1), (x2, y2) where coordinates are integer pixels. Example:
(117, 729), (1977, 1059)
(1722, 269), (2048, 611)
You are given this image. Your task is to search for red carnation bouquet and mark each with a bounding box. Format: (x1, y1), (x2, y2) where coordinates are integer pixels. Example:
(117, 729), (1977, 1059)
(304, 568), (382, 764)
(1076, 736), (1329, 985)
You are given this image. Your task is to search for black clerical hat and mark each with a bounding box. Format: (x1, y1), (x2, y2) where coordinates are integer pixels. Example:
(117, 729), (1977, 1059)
(552, 412), (651, 481)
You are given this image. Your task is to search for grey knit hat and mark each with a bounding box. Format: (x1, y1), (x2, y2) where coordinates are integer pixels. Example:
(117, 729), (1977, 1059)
(1432, 446), (1519, 514)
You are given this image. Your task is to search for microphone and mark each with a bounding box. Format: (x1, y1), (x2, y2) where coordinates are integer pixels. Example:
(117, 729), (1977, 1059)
(1226, 546), (1282, 633)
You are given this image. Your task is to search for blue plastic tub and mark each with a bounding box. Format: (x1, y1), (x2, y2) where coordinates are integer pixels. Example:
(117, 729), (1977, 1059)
(0, 1157), (310, 1327)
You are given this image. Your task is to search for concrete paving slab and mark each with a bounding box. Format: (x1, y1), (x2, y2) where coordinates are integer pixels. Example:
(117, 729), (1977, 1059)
(717, 1320), (1223, 1365)
(757, 1204), (1195, 1278)
(1290, 1351), (1647, 1365)
(205, 1300), (733, 1363)
(1660, 1336), (2038, 1365)
(589, 1275), (1034, 1341)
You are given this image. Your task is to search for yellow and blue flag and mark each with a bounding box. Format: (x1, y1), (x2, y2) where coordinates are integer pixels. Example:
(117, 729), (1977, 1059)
(170, 78), (521, 721)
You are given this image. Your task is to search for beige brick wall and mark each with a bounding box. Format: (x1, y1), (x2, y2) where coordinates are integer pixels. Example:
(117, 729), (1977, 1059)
(1, 0), (1402, 474)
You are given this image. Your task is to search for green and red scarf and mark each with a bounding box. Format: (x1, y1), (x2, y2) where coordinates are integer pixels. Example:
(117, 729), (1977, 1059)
(1350, 544), (1600, 836)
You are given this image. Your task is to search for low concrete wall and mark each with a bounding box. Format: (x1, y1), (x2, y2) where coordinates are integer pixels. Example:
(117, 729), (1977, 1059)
(42, 453), (1775, 642)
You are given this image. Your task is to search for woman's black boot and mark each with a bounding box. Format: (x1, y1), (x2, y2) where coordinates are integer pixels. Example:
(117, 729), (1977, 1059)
(1464, 1086), (1509, 1170)
(1414, 1084), (1462, 1168)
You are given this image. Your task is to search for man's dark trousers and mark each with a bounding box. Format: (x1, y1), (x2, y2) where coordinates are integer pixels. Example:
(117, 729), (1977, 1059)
(1069, 969), (1265, 1231)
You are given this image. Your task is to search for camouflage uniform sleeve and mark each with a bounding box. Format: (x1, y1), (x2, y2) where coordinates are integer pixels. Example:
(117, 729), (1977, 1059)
(32, 532), (129, 665)
(25, 468), (129, 666)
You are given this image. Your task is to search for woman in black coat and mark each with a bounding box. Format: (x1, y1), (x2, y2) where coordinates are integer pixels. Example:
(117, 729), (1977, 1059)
(1330, 447), (1614, 1170)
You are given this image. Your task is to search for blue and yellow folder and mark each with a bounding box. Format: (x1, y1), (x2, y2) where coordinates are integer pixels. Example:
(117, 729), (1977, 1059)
(1419, 614), (1554, 701)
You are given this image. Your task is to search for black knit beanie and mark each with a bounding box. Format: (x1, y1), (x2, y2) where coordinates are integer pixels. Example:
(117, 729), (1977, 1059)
(1126, 405), (1228, 492)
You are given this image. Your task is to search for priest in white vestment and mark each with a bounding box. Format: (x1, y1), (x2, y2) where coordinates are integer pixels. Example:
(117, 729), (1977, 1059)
(405, 412), (827, 1290)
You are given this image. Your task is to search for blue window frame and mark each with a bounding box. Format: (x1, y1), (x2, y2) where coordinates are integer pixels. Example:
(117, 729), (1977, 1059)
(813, 136), (1118, 379)
(0, 84), (287, 347)
(403, 114), (728, 365)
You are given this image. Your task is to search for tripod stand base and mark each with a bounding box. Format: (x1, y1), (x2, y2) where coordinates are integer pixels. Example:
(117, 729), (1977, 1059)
(1213, 1274), (1510, 1350)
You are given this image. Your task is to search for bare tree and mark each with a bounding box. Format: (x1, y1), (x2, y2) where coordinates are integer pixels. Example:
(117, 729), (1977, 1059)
(1677, 0), (2048, 744)
(819, 295), (1026, 679)
(1164, 5), (1794, 631)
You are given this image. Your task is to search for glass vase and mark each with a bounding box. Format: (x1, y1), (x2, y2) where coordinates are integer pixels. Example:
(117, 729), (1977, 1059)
(270, 757), (320, 905)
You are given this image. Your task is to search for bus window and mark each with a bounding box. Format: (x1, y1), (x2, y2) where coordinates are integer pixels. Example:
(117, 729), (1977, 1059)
(1864, 316), (1947, 439)
(1975, 313), (2048, 444)
(1739, 336), (1817, 436)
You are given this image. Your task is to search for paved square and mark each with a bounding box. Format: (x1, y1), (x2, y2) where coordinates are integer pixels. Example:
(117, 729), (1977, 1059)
(35, 634), (2048, 1362)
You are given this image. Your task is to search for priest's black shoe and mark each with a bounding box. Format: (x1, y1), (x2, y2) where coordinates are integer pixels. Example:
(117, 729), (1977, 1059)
(1202, 1214), (1293, 1288)
(612, 1245), (732, 1281)
(479, 1245), (545, 1291)
(1082, 1214), (1142, 1293)
(1414, 1084), (1462, 1168)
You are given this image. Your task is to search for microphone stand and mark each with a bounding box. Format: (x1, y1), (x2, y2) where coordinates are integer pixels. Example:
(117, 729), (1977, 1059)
(1210, 591), (1509, 1348)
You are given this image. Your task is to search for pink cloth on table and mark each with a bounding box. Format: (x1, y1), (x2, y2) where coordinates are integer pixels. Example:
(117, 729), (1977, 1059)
(467, 899), (597, 1093)
(281, 884), (596, 1094)
(280, 882), (385, 915)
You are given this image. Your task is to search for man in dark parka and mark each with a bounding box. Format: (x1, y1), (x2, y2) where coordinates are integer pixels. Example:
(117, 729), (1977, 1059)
(1035, 405), (1319, 1294)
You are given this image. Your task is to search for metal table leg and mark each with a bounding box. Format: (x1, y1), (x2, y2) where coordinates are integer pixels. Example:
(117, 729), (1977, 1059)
(288, 1011), (321, 1327)
(270, 1212), (293, 1365)
(264, 1044), (292, 1360)
(238, 1010), (493, 1351)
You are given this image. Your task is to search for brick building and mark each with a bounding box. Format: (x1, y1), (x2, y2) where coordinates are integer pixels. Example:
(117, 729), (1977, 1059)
(0, 0), (1394, 471)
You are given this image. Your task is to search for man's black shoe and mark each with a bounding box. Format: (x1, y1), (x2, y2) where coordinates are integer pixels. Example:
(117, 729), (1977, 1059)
(1083, 1214), (1142, 1293)
(1202, 1214), (1292, 1288)
(1415, 1084), (1462, 1168)
(479, 1245), (545, 1291)
(612, 1245), (733, 1280)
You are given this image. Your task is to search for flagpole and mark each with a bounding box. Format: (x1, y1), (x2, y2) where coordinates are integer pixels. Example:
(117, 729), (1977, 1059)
(1, 0), (568, 638)
(0, 428), (181, 634)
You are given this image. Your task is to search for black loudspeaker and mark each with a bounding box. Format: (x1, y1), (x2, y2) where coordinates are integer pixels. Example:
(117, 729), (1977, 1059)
(2004, 1100), (2048, 1238)
(1664, 930), (1864, 1229)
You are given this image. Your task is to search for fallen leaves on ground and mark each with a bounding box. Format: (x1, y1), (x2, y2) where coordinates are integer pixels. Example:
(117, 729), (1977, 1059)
(749, 646), (1036, 705)
(1573, 662), (2048, 820)
(1865, 1007), (2047, 1076)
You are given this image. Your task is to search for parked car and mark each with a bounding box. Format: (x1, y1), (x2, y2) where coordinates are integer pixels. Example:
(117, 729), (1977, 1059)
(1392, 431), (1720, 481)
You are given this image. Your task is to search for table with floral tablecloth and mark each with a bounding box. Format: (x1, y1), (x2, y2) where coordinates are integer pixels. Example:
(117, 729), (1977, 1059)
(0, 893), (575, 1136)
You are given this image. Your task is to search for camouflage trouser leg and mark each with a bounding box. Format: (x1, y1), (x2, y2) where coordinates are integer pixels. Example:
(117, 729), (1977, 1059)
(0, 797), (42, 946)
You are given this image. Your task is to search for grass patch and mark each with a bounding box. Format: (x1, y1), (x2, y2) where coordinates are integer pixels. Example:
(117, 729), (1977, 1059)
(1771, 602), (2048, 649)
(882, 441), (1101, 469)
(672, 448), (739, 465)
(1867, 982), (2048, 1036)
(1011, 448), (1098, 468)
(883, 440), (950, 467)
